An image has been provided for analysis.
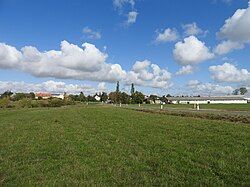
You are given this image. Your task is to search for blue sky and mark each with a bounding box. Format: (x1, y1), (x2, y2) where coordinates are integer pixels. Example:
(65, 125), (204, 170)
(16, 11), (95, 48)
(0, 0), (249, 95)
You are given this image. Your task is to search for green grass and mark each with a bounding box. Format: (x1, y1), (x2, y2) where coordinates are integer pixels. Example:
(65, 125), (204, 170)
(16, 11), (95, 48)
(129, 103), (250, 111)
(0, 105), (249, 185)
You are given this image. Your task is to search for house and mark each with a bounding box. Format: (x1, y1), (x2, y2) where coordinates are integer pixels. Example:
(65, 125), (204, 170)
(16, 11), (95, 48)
(51, 93), (65, 100)
(35, 92), (65, 99)
(167, 96), (247, 104)
(35, 92), (52, 99)
(94, 95), (101, 101)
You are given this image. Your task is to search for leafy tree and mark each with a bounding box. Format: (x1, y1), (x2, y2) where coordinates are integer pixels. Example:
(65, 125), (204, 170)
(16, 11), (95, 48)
(0, 97), (11, 108)
(87, 95), (95, 102)
(108, 92), (116, 103)
(239, 87), (247, 95)
(68, 94), (79, 101)
(233, 87), (247, 95)
(166, 94), (171, 97)
(130, 83), (135, 95)
(29, 92), (35, 99)
(12, 93), (26, 101)
(79, 92), (86, 102)
(0, 91), (13, 99)
(100, 92), (108, 102)
(120, 92), (130, 104)
(131, 91), (144, 104)
(233, 89), (239, 95)
(116, 81), (120, 93)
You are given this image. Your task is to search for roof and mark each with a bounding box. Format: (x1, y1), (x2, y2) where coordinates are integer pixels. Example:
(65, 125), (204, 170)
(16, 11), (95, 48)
(167, 96), (246, 101)
(35, 92), (52, 97)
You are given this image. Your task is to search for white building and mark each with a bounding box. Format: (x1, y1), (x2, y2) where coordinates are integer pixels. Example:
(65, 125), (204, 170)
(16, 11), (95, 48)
(51, 93), (65, 100)
(167, 96), (247, 104)
(94, 95), (101, 101)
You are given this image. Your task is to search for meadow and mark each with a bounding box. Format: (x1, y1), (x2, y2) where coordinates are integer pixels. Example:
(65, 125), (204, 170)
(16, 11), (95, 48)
(0, 105), (249, 185)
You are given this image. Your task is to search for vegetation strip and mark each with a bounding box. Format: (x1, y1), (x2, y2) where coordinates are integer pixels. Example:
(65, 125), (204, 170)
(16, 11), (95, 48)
(122, 106), (250, 124)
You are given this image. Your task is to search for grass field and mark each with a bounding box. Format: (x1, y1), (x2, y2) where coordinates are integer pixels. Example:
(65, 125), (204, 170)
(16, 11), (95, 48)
(129, 103), (250, 111)
(0, 105), (249, 185)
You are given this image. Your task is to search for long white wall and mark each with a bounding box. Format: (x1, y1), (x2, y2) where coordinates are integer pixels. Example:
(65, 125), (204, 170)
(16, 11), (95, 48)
(174, 100), (247, 104)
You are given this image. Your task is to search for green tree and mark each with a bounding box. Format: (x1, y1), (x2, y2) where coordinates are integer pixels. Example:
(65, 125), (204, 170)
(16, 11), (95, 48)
(79, 92), (86, 102)
(239, 87), (247, 95)
(13, 93), (26, 101)
(116, 81), (120, 93)
(130, 83), (135, 95)
(0, 91), (13, 99)
(233, 89), (239, 95)
(131, 91), (144, 104)
(108, 92), (116, 103)
(100, 92), (108, 102)
(0, 97), (11, 108)
(120, 92), (130, 104)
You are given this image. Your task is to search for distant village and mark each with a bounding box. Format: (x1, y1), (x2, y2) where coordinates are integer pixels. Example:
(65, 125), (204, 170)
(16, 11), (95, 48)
(0, 82), (249, 105)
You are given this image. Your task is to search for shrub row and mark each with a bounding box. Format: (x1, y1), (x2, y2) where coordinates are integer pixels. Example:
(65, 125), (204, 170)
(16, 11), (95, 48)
(0, 97), (75, 109)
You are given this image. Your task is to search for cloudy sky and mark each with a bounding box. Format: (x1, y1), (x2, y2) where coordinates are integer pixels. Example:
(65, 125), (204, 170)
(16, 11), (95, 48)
(0, 0), (249, 95)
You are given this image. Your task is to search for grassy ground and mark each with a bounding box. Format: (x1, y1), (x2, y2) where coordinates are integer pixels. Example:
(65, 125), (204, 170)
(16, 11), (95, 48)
(129, 103), (250, 111)
(0, 105), (249, 185)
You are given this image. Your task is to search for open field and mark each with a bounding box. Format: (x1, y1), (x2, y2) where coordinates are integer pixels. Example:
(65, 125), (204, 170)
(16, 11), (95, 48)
(129, 103), (250, 111)
(0, 105), (249, 185)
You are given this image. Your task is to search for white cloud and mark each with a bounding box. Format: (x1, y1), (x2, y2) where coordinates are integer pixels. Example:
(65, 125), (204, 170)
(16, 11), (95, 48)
(209, 63), (250, 83)
(113, 0), (138, 27)
(187, 80), (234, 95)
(176, 65), (195, 75)
(113, 0), (135, 10)
(214, 40), (244, 55)
(82, 27), (101, 40)
(0, 41), (175, 90)
(0, 43), (22, 69)
(173, 36), (214, 65)
(182, 22), (207, 36)
(0, 41), (126, 82)
(125, 60), (172, 89)
(0, 80), (96, 95)
(97, 82), (106, 92)
(126, 11), (138, 25)
(155, 28), (179, 43)
(215, 2), (250, 54)
(218, 3), (250, 42)
(0, 41), (126, 83)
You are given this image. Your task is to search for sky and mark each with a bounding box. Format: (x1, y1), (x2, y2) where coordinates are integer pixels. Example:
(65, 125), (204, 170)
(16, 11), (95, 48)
(0, 0), (249, 96)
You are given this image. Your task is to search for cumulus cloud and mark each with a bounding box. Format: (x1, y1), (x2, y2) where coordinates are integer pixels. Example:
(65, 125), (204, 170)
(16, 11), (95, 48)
(187, 80), (234, 95)
(0, 80), (97, 95)
(113, 0), (135, 10)
(0, 41), (126, 83)
(82, 27), (101, 40)
(176, 65), (195, 75)
(125, 60), (172, 89)
(97, 82), (106, 92)
(215, 2), (250, 54)
(182, 22), (207, 36)
(0, 43), (22, 69)
(155, 28), (179, 43)
(173, 36), (214, 65)
(214, 40), (244, 55)
(126, 11), (138, 25)
(209, 62), (250, 83)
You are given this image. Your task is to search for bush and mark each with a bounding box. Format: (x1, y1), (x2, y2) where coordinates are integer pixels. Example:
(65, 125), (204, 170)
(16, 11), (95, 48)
(17, 98), (32, 108)
(37, 100), (50, 107)
(0, 97), (11, 108)
(49, 98), (64, 107)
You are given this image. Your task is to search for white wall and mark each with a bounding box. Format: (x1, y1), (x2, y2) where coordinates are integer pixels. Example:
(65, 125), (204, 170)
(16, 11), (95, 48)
(173, 100), (247, 104)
